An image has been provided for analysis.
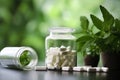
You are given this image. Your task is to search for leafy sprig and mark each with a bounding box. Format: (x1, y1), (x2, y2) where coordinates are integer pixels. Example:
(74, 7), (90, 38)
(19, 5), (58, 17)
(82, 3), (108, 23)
(77, 5), (120, 55)
(77, 16), (99, 56)
(19, 51), (31, 66)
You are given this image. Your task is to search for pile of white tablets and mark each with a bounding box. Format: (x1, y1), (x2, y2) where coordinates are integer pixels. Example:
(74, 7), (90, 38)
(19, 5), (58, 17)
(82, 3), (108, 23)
(45, 46), (76, 69)
(35, 66), (108, 73)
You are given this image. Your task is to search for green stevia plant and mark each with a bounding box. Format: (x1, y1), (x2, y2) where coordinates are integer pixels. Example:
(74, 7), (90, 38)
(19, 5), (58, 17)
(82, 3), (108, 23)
(76, 16), (100, 56)
(90, 5), (120, 68)
(75, 15), (100, 67)
(76, 5), (120, 55)
(90, 5), (120, 53)
(19, 51), (31, 66)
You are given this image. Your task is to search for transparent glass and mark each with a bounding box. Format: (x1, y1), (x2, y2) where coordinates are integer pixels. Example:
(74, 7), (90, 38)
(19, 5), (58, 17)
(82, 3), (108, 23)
(45, 27), (77, 69)
(0, 47), (38, 70)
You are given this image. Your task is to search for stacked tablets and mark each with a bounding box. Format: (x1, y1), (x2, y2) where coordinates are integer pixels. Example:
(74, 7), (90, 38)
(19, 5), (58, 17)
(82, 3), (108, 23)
(34, 66), (108, 73)
(45, 46), (76, 69)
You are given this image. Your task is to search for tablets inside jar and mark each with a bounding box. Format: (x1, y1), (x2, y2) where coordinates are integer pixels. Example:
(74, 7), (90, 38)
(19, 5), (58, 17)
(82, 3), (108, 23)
(45, 45), (76, 69)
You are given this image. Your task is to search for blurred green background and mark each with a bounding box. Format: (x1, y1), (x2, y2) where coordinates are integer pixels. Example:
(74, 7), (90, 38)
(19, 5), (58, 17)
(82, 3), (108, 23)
(0, 0), (120, 65)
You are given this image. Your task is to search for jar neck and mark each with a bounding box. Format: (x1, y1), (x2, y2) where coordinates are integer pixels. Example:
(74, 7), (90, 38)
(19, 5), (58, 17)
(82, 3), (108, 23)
(50, 32), (72, 36)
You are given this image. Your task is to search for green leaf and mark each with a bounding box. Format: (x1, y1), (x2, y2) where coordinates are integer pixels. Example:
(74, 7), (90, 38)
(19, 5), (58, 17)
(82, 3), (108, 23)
(100, 5), (114, 32)
(76, 35), (93, 43)
(20, 51), (31, 66)
(80, 16), (89, 30)
(90, 14), (103, 30)
(100, 5), (114, 22)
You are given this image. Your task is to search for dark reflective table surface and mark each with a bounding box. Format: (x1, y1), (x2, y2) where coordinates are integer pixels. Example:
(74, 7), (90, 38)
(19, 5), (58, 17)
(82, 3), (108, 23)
(0, 67), (120, 80)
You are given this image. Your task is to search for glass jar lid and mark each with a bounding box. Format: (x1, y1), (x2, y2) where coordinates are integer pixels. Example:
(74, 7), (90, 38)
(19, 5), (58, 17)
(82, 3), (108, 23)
(49, 27), (75, 33)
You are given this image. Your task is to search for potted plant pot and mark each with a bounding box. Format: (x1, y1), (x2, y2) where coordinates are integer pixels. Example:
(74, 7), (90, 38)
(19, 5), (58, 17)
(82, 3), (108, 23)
(101, 51), (120, 69)
(84, 54), (99, 67)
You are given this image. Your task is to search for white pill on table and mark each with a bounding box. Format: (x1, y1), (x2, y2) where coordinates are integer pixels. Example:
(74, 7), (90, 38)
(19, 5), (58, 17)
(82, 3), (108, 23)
(96, 67), (103, 72)
(62, 67), (72, 71)
(101, 67), (108, 72)
(86, 67), (97, 72)
(73, 67), (85, 72)
(35, 66), (47, 71)
(82, 66), (92, 71)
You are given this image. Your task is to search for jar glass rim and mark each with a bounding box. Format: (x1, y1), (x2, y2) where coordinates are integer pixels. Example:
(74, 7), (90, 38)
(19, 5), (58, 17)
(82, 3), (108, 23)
(49, 27), (75, 33)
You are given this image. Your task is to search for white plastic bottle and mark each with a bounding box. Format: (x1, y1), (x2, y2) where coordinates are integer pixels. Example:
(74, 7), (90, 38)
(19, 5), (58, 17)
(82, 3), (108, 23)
(0, 47), (38, 70)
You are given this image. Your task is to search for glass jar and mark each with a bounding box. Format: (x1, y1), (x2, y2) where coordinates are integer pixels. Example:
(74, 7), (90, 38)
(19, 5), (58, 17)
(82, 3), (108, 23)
(0, 47), (38, 70)
(45, 27), (77, 69)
